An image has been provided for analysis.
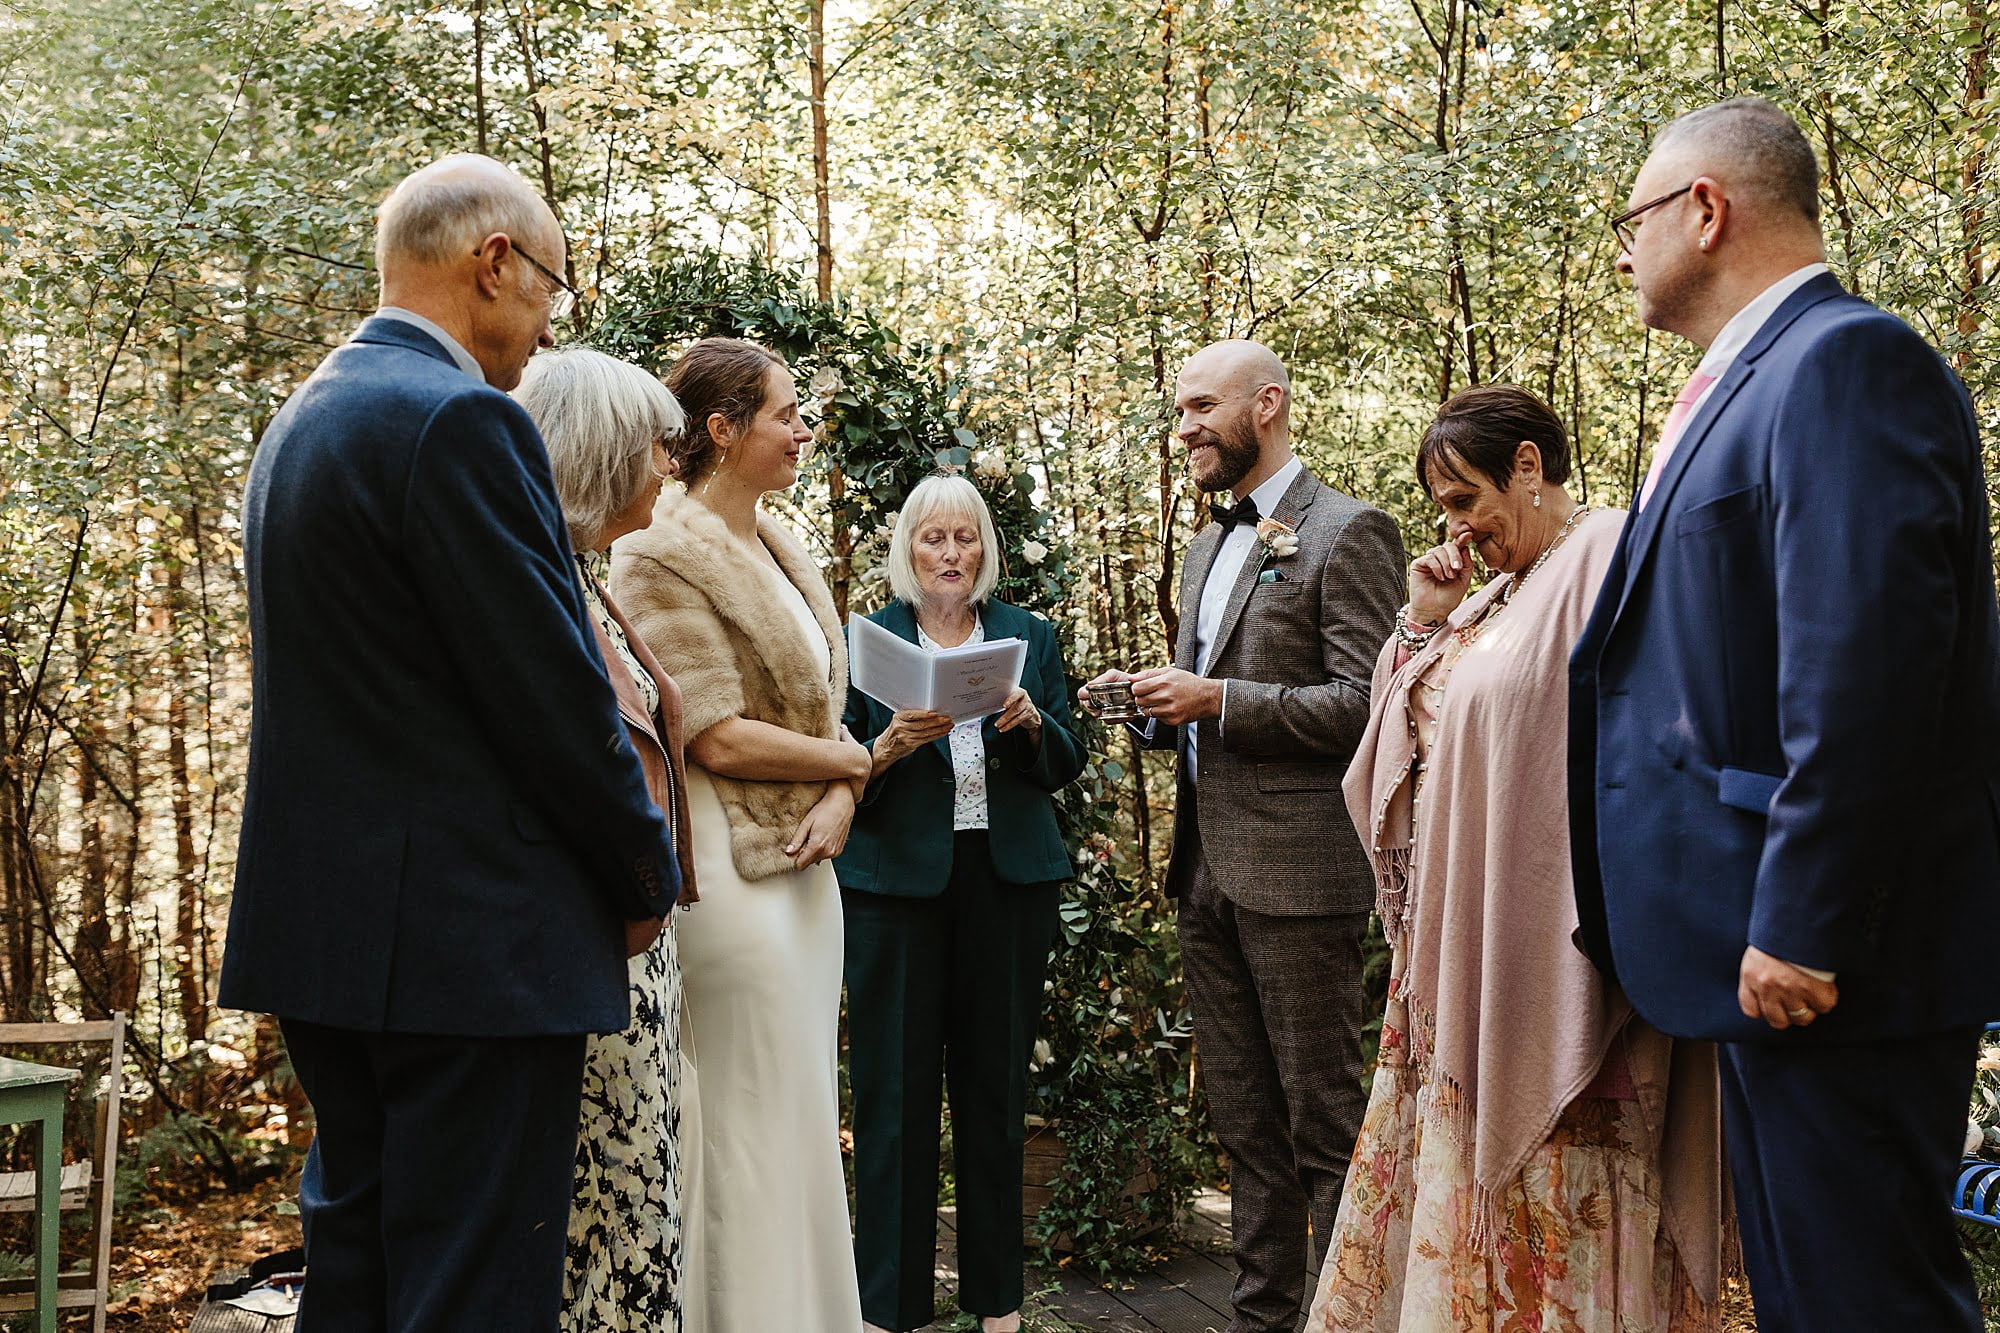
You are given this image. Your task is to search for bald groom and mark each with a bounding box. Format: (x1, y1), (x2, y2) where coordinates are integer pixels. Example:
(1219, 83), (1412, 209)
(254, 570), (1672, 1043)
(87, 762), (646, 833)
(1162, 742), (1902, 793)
(1083, 341), (1404, 1333)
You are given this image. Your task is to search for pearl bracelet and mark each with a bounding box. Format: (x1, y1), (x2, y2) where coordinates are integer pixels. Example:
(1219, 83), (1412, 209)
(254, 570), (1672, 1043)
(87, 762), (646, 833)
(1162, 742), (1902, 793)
(1395, 603), (1443, 654)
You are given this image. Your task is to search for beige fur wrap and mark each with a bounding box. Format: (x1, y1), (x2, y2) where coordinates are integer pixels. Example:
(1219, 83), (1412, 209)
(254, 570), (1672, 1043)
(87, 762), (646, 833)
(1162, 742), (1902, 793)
(610, 487), (847, 881)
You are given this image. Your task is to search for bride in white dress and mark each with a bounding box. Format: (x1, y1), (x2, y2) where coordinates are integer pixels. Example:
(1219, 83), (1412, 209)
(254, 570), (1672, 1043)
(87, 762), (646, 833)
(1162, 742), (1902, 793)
(613, 337), (869, 1332)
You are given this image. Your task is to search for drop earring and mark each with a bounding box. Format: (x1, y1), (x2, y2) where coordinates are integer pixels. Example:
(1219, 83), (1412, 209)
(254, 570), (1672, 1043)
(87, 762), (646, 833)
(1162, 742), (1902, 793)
(1532, 487), (1542, 509)
(698, 448), (727, 498)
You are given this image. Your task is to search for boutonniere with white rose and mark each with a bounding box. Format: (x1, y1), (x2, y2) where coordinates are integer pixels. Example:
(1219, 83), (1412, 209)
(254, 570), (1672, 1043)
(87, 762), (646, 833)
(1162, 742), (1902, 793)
(1255, 516), (1299, 560)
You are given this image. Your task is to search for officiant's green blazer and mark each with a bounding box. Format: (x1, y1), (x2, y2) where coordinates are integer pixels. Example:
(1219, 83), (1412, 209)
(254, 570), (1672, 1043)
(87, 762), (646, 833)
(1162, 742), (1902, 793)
(834, 597), (1086, 895)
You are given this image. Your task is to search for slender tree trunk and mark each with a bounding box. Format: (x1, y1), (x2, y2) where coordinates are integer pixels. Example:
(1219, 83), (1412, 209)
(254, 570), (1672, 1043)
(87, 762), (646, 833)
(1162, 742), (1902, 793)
(1815, 0), (1858, 285)
(166, 554), (208, 1106)
(808, 0), (852, 619)
(1960, 0), (1992, 367)
(513, 4), (570, 284)
(474, 0), (489, 155)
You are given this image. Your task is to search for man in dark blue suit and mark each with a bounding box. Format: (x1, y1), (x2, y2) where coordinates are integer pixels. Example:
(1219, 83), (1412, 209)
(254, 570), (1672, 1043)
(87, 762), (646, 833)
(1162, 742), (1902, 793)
(1570, 98), (2000, 1330)
(219, 156), (679, 1330)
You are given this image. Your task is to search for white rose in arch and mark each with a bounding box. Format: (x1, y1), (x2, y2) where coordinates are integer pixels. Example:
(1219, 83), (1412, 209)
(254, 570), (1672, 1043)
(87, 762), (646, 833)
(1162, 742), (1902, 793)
(1031, 1038), (1052, 1070)
(1020, 539), (1049, 565)
(808, 365), (843, 406)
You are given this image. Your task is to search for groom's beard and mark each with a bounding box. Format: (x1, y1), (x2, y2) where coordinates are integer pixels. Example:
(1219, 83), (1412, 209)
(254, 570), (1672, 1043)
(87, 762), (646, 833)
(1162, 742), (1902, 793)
(1189, 415), (1261, 493)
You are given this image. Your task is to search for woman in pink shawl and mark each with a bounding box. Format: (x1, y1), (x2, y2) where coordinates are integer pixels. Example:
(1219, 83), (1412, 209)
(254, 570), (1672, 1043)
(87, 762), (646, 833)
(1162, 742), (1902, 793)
(1306, 386), (1728, 1331)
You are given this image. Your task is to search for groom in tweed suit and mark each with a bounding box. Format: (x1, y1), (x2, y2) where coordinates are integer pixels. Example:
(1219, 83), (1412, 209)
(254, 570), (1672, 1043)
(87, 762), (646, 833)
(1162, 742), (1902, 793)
(1082, 340), (1403, 1332)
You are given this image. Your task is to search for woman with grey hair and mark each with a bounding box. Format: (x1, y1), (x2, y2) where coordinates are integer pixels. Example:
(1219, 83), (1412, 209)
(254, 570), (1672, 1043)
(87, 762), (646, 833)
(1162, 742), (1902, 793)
(834, 472), (1087, 1333)
(512, 345), (699, 1332)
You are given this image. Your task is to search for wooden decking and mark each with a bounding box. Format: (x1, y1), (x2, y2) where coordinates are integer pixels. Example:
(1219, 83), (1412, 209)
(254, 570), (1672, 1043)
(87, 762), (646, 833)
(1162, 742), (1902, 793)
(933, 1189), (1239, 1333)
(188, 1190), (1242, 1333)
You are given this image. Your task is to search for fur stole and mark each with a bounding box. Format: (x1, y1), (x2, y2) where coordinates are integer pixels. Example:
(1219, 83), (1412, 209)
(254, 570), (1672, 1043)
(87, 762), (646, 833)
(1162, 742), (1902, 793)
(609, 487), (846, 881)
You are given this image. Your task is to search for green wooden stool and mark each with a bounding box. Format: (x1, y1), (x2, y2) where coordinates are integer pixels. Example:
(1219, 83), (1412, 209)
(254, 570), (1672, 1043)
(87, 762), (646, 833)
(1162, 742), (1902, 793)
(0, 1056), (79, 1333)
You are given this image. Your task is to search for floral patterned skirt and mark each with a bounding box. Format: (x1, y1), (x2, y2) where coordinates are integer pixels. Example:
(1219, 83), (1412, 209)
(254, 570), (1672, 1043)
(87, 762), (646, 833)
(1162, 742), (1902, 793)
(561, 922), (686, 1331)
(1305, 1029), (1714, 1332)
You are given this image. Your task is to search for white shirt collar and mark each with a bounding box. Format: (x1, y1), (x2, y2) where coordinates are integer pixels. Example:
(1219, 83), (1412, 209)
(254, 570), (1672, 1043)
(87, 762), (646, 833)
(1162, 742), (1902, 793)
(375, 306), (485, 382)
(1695, 262), (1830, 381)
(1240, 455), (1303, 523)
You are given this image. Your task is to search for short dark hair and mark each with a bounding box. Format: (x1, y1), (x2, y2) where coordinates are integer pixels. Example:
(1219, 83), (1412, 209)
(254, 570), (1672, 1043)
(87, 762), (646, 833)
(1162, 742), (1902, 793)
(1417, 384), (1571, 497)
(1656, 96), (1820, 224)
(662, 337), (787, 483)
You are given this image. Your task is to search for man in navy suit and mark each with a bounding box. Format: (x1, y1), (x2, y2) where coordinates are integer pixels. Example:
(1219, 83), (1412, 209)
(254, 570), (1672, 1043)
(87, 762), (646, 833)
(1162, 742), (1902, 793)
(1570, 98), (2000, 1330)
(219, 156), (678, 1330)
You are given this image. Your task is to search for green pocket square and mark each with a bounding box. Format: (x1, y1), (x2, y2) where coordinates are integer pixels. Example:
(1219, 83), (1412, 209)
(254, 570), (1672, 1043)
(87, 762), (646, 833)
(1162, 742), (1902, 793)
(1257, 568), (1282, 584)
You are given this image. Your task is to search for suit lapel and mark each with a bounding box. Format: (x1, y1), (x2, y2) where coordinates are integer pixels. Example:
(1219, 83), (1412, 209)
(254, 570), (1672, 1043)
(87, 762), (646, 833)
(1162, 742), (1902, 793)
(1204, 469), (1321, 674)
(1607, 273), (1847, 631)
(1175, 527), (1222, 671)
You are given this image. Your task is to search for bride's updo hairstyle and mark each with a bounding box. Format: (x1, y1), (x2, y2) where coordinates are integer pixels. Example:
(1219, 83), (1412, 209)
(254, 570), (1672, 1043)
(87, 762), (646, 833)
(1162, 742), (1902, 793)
(662, 336), (788, 486)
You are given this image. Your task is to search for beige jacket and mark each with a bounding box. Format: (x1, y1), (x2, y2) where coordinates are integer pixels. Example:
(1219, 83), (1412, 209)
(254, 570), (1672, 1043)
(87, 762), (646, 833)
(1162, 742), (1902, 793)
(610, 488), (846, 881)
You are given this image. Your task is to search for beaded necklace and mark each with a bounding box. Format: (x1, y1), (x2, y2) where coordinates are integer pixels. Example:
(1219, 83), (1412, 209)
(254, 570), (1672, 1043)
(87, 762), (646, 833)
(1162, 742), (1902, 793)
(1456, 502), (1592, 644)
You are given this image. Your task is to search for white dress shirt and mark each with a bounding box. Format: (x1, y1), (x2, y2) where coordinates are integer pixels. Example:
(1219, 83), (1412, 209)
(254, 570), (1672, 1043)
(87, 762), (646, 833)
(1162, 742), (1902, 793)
(1662, 263), (1829, 458)
(376, 306), (484, 381)
(1184, 455), (1303, 777)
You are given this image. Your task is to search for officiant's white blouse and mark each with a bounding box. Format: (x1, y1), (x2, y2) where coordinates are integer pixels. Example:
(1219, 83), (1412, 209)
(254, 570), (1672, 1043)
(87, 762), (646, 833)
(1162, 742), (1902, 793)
(917, 613), (990, 830)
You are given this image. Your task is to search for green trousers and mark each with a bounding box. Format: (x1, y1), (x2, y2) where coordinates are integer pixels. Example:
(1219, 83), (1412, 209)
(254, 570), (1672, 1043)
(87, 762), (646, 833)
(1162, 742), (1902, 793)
(842, 830), (1060, 1331)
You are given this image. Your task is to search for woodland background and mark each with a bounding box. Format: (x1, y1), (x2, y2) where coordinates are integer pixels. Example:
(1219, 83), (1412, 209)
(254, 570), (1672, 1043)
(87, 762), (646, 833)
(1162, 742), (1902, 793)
(4, 0), (2000, 1317)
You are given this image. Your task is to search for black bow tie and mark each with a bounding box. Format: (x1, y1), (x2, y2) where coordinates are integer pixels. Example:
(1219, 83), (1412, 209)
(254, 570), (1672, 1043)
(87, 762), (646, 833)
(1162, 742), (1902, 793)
(1210, 496), (1261, 532)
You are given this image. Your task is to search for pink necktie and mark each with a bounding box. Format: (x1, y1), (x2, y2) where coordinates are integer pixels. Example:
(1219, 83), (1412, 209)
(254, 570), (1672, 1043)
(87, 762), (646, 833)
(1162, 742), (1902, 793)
(1638, 370), (1716, 510)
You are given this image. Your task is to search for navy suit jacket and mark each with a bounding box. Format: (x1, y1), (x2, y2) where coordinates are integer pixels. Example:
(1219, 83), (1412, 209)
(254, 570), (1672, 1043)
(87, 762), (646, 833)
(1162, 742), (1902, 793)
(1569, 273), (2000, 1043)
(219, 318), (679, 1038)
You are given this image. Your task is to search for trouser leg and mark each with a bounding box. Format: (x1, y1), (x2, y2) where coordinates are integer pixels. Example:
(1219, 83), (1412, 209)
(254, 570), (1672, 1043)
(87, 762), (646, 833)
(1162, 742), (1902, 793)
(1179, 851), (1306, 1333)
(285, 1019), (588, 1333)
(1719, 1030), (1983, 1333)
(284, 1020), (390, 1333)
(1231, 902), (1369, 1274)
(945, 832), (1059, 1319)
(844, 888), (951, 1331)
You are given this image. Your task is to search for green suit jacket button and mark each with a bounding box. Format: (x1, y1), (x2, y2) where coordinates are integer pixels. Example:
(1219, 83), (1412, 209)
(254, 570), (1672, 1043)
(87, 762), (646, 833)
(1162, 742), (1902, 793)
(987, 755), (1001, 770)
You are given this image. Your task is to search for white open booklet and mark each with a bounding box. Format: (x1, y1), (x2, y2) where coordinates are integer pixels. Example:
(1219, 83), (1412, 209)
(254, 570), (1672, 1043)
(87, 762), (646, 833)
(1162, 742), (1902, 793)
(848, 614), (1027, 723)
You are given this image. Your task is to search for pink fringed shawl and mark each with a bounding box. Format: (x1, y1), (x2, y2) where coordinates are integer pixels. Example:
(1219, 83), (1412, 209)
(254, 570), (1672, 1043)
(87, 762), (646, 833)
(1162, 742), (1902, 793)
(1344, 508), (1725, 1303)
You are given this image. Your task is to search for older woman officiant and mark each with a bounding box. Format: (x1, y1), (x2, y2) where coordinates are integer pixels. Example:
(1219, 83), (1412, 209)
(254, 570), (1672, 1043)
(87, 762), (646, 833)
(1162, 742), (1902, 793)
(836, 473), (1087, 1333)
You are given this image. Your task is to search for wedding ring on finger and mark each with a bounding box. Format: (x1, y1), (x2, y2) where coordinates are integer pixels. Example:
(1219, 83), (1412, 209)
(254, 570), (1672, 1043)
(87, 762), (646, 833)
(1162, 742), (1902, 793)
(1787, 1006), (1813, 1021)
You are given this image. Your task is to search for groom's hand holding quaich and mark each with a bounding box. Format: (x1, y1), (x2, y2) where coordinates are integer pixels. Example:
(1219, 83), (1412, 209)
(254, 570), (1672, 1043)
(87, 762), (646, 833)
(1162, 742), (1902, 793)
(1076, 668), (1133, 716)
(1128, 667), (1224, 727)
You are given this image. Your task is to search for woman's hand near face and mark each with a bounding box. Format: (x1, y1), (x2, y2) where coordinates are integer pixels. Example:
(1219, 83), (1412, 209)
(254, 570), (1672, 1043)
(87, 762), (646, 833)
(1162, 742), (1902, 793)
(785, 782), (857, 869)
(992, 687), (1041, 739)
(872, 708), (955, 775)
(1408, 531), (1476, 625)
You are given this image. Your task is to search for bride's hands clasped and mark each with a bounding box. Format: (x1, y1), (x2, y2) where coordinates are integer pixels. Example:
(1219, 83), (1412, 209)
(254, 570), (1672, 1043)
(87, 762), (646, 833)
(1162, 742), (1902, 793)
(786, 783), (858, 871)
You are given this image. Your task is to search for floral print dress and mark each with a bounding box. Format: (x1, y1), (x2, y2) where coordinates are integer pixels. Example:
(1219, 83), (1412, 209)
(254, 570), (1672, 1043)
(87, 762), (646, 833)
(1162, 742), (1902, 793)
(1307, 617), (1712, 1333)
(562, 554), (686, 1331)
